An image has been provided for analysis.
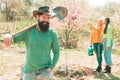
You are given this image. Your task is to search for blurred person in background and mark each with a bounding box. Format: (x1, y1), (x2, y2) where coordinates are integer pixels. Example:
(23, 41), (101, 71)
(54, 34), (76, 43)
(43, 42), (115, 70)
(103, 17), (113, 73)
(88, 18), (103, 72)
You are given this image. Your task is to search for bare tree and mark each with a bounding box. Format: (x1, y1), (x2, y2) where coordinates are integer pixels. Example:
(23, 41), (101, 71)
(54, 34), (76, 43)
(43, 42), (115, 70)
(1, 0), (23, 21)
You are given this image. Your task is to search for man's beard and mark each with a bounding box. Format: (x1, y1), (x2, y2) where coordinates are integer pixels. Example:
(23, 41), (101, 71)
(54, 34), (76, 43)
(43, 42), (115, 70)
(38, 21), (49, 32)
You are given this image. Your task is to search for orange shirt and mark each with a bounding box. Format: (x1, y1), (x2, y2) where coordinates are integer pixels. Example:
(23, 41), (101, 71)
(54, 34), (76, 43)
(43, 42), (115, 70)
(89, 23), (103, 44)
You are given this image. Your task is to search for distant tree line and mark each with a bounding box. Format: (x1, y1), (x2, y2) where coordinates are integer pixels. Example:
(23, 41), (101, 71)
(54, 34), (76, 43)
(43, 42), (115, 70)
(0, 0), (53, 21)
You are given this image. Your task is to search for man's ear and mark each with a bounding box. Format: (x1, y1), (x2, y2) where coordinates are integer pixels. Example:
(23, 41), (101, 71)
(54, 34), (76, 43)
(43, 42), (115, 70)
(35, 15), (39, 20)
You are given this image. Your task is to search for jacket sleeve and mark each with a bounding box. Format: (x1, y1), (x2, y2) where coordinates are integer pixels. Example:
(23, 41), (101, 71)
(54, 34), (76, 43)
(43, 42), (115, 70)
(107, 25), (113, 47)
(49, 31), (60, 69)
(13, 31), (27, 43)
(89, 23), (96, 45)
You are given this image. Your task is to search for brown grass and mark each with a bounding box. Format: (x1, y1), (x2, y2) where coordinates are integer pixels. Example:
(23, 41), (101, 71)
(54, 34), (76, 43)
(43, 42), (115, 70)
(0, 46), (120, 80)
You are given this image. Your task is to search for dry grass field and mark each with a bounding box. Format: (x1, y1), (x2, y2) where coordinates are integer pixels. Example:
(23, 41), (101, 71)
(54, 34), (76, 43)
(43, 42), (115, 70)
(0, 45), (120, 80)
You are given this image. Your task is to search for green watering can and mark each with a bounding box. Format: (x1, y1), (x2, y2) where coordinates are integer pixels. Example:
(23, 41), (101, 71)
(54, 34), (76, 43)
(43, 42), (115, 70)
(88, 45), (94, 56)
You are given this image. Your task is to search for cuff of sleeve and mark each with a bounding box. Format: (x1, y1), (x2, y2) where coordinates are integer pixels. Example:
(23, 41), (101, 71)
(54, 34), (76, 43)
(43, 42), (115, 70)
(49, 64), (54, 70)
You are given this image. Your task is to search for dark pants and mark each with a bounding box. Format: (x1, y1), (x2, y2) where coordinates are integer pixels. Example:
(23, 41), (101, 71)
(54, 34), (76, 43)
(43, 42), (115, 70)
(93, 43), (103, 66)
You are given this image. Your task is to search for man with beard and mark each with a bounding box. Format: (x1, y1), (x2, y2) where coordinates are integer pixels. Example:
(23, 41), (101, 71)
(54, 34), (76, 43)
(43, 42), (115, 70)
(3, 6), (60, 80)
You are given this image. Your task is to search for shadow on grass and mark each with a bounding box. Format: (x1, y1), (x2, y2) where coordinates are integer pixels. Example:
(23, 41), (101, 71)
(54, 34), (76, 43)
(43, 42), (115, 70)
(107, 73), (120, 80)
(94, 72), (120, 80)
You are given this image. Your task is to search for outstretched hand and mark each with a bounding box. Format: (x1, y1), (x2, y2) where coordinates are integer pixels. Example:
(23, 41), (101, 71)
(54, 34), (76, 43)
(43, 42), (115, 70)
(87, 21), (92, 26)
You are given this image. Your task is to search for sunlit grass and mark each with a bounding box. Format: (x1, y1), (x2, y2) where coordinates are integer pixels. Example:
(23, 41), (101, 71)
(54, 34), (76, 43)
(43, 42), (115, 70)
(0, 47), (120, 80)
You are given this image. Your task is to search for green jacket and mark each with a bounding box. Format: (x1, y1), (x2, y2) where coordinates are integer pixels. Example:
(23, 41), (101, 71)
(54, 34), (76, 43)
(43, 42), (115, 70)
(103, 24), (113, 47)
(13, 26), (60, 72)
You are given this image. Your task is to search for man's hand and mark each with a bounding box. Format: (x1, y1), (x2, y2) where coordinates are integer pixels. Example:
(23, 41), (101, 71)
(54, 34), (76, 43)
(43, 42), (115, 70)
(107, 46), (110, 50)
(47, 68), (52, 72)
(3, 33), (12, 47)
